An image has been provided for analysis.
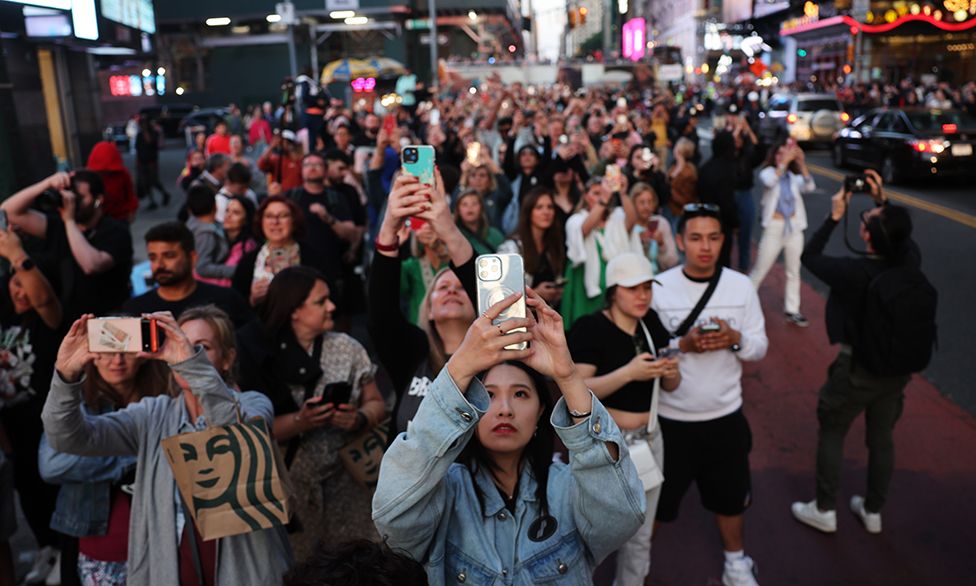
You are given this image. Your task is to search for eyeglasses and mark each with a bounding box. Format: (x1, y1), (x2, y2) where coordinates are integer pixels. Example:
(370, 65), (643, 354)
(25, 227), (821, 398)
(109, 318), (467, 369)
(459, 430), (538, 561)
(264, 213), (292, 222)
(683, 203), (720, 214)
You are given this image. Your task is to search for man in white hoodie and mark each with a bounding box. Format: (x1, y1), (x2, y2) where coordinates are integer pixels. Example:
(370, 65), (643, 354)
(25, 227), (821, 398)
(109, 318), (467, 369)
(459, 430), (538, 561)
(651, 203), (769, 586)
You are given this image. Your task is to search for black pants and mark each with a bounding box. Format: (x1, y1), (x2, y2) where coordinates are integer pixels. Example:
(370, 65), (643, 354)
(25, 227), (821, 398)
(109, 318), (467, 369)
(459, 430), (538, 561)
(1, 399), (59, 548)
(815, 352), (910, 512)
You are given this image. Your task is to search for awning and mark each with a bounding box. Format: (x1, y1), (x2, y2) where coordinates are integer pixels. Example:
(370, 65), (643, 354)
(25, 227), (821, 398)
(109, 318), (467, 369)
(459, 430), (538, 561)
(782, 14), (976, 37)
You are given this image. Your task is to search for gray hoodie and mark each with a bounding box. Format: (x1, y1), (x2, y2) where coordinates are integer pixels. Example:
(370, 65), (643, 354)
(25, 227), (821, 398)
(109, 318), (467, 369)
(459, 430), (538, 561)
(41, 348), (293, 585)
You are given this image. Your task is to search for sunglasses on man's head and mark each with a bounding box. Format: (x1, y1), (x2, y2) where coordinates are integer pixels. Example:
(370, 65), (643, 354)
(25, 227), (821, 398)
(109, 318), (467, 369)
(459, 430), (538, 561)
(683, 203), (720, 215)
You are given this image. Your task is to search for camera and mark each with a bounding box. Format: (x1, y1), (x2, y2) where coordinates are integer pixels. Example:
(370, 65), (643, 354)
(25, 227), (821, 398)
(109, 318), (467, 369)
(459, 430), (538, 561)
(36, 189), (64, 215)
(844, 174), (871, 194)
(402, 147), (419, 164)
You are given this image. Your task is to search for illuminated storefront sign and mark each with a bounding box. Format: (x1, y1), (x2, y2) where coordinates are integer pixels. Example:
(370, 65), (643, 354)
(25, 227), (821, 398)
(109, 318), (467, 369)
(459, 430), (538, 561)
(108, 72), (165, 97)
(622, 18), (646, 62)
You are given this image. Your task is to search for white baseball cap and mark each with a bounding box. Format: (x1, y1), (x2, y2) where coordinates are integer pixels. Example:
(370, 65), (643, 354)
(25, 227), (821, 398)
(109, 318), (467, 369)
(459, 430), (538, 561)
(280, 129), (297, 142)
(606, 252), (660, 288)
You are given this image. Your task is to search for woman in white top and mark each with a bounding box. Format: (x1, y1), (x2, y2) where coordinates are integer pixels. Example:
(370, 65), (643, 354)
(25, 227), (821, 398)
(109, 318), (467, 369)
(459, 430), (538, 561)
(629, 182), (679, 274)
(749, 139), (816, 327)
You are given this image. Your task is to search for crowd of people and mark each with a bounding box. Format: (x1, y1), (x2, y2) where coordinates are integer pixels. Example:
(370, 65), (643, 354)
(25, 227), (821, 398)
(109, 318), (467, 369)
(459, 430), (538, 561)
(0, 75), (931, 586)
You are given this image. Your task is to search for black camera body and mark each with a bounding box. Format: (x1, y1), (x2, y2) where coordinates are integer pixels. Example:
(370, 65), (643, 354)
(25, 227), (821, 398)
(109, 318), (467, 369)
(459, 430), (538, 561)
(36, 189), (64, 215)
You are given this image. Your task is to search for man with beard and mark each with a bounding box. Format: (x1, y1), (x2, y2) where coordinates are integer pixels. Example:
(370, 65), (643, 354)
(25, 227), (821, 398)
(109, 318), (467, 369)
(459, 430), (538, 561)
(1, 170), (132, 321)
(122, 221), (252, 326)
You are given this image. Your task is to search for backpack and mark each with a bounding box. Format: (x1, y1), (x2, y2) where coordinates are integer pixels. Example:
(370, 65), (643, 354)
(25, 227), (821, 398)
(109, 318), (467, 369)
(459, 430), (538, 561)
(856, 264), (938, 376)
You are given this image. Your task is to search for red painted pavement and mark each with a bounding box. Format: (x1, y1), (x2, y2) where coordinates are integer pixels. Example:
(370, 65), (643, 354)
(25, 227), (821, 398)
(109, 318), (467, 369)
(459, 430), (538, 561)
(602, 262), (976, 585)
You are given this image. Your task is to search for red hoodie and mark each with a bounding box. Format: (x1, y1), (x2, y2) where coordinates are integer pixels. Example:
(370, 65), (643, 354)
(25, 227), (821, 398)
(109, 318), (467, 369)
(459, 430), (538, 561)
(86, 141), (138, 222)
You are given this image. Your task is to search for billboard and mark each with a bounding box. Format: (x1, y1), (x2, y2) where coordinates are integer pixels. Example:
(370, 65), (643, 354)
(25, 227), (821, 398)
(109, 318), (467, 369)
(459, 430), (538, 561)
(622, 18), (646, 62)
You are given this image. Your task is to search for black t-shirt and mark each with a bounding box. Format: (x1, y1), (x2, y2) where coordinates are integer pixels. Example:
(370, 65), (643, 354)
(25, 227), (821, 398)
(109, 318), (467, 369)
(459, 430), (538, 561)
(122, 282), (252, 328)
(41, 214), (133, 322)
(568, 310), (671, 413)
(0, 287), (61, 401)
(287, 185), (364, 283)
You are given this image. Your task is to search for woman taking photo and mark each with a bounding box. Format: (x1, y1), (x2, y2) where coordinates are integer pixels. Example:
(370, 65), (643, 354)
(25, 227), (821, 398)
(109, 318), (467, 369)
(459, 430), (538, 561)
(498, 187), (566, 306)
(231, 196), (317, 307)
(42, 311), (292, 585)
(560, 175), (640, 330)
(236, 266), (386, 561)
(630, 182), (679, 274)
(454, 189), (505, 256)
(373, 288), (646, 584)
(568, 252), (680, 586)
(749, 139), (816, 327)
(40, 343), (177, 585)
(369, 173), (480, 437)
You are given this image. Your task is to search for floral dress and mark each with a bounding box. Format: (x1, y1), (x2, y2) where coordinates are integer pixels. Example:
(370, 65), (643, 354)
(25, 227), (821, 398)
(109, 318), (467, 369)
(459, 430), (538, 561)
(286, 332), (379, 562)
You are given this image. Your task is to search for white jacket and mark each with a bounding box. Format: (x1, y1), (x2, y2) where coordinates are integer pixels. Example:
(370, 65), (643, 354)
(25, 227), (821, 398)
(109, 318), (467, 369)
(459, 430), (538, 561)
(565, 207), (642, 298)
(757, 167), (816, 232)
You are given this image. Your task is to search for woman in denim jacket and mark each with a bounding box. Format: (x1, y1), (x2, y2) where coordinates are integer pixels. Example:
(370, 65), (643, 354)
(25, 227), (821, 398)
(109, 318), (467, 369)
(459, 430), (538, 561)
(373, 287), (646, 585)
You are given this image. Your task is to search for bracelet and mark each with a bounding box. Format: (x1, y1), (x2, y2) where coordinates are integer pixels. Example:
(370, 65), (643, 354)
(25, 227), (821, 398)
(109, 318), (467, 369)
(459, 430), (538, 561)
(374, 239), (399, 253)
(568, 409), (591, 419)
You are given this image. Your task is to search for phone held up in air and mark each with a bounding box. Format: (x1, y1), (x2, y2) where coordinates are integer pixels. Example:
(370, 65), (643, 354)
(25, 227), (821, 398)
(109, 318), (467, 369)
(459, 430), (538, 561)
(844, 173), (871, 194)
(401, 145), (436, 231)
(87, 317), (165, 353)
(476, 254), (528, 351)
(383, 113), (397, 136)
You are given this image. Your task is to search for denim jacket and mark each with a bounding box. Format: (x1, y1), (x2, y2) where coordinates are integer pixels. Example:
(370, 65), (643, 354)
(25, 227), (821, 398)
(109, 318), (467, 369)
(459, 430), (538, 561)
(372, 368), (645, 585)
(38, 402), (136, 537)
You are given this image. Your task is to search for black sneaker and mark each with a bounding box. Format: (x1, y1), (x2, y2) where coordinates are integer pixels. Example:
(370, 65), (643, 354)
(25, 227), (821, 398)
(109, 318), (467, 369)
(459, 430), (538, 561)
(785, 312), (809, 328)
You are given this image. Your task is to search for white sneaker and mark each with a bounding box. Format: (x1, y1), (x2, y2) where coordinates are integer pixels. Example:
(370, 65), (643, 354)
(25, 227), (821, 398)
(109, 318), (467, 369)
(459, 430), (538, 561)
(23, 546), (58, 585)
(850, 495), (882, 534)
(722, 555), (760, 586)
(44, 549), (62, 585)
(791, 500), (837, 533)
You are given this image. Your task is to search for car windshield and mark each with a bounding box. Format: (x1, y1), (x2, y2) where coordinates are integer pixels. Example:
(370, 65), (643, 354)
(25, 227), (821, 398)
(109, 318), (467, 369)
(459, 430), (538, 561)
(906, 110), (976, 131)
(796, 99), (840, 112)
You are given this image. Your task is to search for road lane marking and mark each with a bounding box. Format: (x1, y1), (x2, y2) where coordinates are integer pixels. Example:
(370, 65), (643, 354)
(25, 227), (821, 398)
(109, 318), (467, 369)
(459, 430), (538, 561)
(807, 163), (976, 229)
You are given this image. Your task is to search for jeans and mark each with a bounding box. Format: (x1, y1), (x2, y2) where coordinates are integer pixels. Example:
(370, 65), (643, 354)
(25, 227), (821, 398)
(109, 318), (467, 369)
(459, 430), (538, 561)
(614, 429), (664, 586)
(815, 351), (910, 512)
(734, 189), (756, 272)
(749, 218), (804, 314)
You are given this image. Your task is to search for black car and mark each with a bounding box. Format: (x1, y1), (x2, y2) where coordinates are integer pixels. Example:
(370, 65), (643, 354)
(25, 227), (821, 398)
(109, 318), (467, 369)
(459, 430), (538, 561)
(833, 108), (976, 184)
(140, 103), (196, 138)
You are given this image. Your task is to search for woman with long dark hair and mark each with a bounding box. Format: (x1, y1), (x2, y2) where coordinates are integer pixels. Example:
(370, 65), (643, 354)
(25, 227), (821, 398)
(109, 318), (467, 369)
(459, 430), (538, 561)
(454, 189), (505, 256)
(373, 288), (645, 584)
(237, 266), (386, 561)
(498, 187), (566, 306)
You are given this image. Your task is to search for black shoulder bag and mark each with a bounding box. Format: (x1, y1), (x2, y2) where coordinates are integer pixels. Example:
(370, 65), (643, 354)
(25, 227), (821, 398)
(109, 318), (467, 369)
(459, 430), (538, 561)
(672, 267), (723, 338)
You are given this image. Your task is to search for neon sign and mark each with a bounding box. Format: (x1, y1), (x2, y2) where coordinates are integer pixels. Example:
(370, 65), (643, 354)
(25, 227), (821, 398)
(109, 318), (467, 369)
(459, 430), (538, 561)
(622, 18), (646, 62)
(351, 77), (377, 93)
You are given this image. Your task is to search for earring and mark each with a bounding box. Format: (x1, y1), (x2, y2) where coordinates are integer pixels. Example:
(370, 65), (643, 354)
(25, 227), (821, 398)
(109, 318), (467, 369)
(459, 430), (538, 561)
(533, 427), (538, 438)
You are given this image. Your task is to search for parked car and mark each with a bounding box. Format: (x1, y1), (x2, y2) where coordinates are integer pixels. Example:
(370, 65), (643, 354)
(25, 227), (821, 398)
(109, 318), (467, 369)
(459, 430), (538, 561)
(178, 107), (228, 147)
(759, 93), (849, 146)
(140, 103), (195, 138)
(833, 108), (976, 184)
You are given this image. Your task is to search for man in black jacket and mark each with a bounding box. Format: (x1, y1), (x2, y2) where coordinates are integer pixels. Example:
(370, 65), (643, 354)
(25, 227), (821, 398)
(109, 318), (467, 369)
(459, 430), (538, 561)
(790, 170), (920, 536)
(697, 130), (740, 268)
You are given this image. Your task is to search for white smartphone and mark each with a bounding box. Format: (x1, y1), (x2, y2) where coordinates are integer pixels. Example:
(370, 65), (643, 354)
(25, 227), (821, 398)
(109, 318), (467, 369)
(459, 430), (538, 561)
(475, 254), (527, 351)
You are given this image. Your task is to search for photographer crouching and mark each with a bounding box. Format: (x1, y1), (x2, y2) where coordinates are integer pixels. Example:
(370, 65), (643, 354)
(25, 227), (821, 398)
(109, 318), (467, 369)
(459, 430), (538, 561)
(1, 171), (133, 322)
(791, 169), (937, 535)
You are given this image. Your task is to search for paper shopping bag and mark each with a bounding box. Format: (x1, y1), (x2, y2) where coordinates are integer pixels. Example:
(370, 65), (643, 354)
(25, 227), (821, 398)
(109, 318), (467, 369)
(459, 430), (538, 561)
(162, 417), (291, 541)
(338, 419), (390, 489)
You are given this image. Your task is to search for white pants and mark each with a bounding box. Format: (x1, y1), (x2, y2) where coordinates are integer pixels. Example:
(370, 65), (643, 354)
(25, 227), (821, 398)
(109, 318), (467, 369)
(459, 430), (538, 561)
(749, 218), (804, 314)
(614, 430), (664, 586)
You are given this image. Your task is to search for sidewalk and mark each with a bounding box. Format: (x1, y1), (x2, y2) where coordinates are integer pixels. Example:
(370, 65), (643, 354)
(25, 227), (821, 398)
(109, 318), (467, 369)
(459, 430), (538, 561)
(645, 263), (976, 585)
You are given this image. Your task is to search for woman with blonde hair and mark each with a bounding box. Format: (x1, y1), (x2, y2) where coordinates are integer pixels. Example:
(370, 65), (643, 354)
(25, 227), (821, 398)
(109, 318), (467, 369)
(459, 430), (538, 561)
(369, 173), (482, 437)
(630, 182), (679, 274)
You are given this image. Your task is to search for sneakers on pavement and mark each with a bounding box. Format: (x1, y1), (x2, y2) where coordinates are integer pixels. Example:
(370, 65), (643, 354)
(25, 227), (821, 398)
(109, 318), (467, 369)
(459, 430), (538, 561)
(722, 555), (760, 586)
(850, 495), (882, 534)
(785, 312), (810, 327)
(24, 546), (58, 585)
(791, 500), (837, 533)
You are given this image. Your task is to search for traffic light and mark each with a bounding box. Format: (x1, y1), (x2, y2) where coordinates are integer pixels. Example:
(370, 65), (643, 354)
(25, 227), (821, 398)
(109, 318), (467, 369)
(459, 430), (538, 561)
(568, 8), (577, 28)
(579, 7), (588, 24)
(797, 48), (808, 57)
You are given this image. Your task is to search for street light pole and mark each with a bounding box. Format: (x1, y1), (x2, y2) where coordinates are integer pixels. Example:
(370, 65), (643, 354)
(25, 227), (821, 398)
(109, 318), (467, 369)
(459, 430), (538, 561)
(428, 0), (438, 86)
